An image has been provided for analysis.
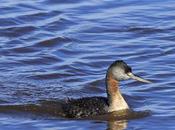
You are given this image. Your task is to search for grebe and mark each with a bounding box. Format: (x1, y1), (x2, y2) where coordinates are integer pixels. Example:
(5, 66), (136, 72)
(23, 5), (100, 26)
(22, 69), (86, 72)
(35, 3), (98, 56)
(0, 60), (151, 119)
(59, 60), (151, 118)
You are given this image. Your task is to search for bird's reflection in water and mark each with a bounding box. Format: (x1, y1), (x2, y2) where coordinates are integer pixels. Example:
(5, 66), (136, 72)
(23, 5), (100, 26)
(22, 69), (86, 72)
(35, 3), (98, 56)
(107, 120), (127, 130)
(85, 109), (150, 130)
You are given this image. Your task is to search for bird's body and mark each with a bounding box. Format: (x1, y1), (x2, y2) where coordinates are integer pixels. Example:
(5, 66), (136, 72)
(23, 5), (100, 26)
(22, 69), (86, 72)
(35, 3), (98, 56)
(62, 96), (108, 118)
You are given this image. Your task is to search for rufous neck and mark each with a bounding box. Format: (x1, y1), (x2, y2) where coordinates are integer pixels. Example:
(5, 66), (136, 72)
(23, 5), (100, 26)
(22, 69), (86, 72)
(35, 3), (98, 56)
(106, 72), (129, 112)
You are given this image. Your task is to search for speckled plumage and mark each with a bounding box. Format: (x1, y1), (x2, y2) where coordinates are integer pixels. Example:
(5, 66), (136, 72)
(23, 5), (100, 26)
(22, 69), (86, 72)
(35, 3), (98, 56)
(62, 96), (109, 118)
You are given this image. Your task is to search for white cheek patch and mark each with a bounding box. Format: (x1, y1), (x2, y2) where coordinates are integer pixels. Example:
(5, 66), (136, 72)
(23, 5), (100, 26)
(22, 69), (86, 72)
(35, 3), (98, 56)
(113, 68), (130, 80)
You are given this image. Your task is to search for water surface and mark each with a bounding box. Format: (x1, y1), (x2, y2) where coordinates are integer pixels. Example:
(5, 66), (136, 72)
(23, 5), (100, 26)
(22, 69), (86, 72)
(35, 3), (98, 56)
(0, 0), (175, 129)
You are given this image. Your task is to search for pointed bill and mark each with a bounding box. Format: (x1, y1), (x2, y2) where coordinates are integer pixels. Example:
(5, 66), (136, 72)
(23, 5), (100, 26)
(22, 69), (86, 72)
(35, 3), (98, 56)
(127, 73), (152, 83)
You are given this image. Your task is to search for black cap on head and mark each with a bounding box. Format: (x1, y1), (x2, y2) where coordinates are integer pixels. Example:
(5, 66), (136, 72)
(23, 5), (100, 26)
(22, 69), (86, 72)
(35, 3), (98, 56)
(109, 60), (132, 74)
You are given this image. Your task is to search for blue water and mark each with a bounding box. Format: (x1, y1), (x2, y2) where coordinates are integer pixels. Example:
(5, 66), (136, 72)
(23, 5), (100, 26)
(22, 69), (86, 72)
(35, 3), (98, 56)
(0, 0), (175, 129)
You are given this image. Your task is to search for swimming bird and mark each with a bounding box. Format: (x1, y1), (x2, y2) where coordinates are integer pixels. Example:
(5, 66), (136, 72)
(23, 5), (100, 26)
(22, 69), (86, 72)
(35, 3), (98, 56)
(0, 60), (151, 119)
(58, 60), (151, 118)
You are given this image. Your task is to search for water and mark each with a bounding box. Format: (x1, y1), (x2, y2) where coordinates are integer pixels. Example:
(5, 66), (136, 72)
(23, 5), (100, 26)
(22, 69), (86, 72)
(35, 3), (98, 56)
(0, 0), (175, 129)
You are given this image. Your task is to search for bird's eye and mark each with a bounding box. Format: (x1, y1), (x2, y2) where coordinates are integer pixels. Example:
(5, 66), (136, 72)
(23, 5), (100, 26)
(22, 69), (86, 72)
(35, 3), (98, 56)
(125, 66), (132, 73)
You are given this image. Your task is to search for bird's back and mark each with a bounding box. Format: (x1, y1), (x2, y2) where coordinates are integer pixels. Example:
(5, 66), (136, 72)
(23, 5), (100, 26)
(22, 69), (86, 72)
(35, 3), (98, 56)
(62, 96), (109, 118)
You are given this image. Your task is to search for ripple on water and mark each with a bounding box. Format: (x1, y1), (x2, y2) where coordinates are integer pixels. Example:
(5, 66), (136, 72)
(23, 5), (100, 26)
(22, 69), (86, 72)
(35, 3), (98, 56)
(34, 36), (73, 48)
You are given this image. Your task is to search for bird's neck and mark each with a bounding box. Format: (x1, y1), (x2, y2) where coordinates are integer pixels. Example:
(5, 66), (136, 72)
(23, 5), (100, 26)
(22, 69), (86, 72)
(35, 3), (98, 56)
(106, 73), (129, 112)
